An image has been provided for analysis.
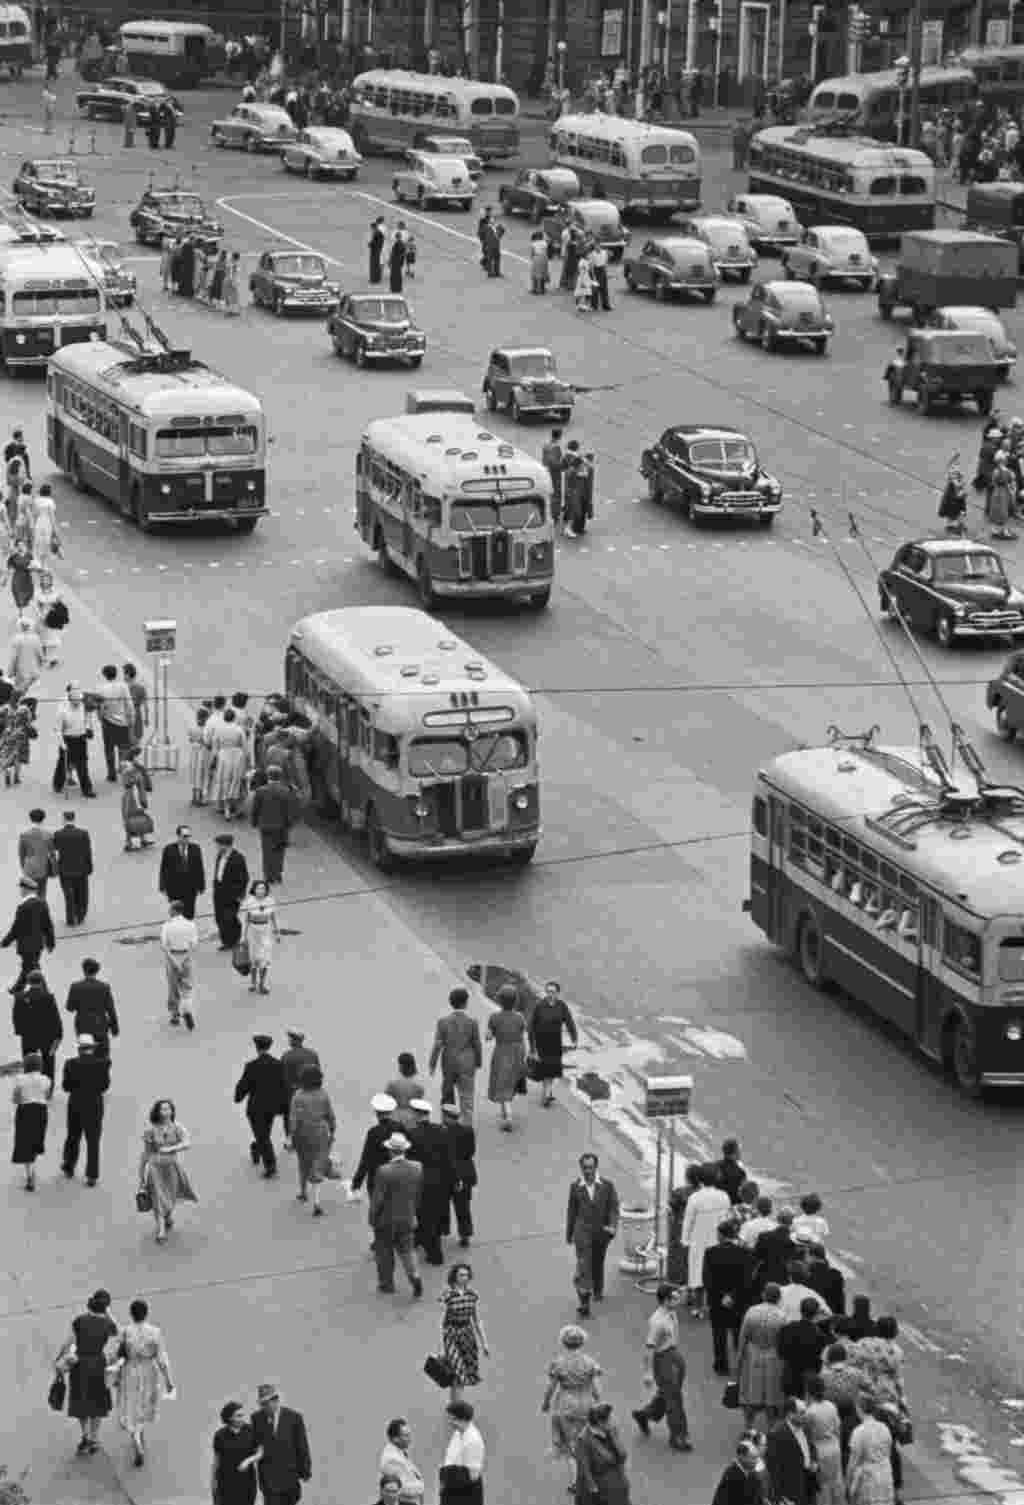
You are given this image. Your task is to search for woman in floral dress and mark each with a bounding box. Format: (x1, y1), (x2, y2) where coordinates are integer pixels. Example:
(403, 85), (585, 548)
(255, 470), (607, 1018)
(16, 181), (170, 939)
(138, 1099), (197, 1244)
(439, 1262), (488, 1404)
(116, 1297), (175, 1466)
(188, 705), (212, 804)
(847, 1398), (896, 1505)
(541, 1325), (602, 1492)
(736, 1283), (787, 1428)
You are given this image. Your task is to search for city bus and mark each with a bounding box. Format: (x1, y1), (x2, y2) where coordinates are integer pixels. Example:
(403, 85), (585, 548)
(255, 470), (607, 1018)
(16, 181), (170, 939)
(747, 126), (935, 239)
(286, 606), (541, 868)
(46, 337), (267, 532)
(548, 114), (701, 218)
(356, 412), (554, 610)
(747, 729), (1024, 1094)
(0, 242), (105, 369)
(957, 44), (1024, 109)
(0, 4), (30, 78)
(119, 21), (224, 88)
(807, 66), (976, 139)
(349, 71), (520, 162)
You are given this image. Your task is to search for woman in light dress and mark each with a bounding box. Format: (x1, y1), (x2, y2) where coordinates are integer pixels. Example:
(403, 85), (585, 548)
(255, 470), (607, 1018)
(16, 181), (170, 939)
(486, 984), (527, 1131)
(116, 1297), (175, 1467)
(138, 1098), (197, 1244)
(14, 480), (34, 548)
(804, 1374), (846, 1505)
(846, 1397), (895, 1505)
(541, 1324), (602, 1492)
(240, 878), (279, 994)
(121, 748), (154, 852)
(188, 705), (212, 804)
(574, 254), (594, 313)
(736, 1283), (787, 1428)
(31, 482), (60, 562)
(210, 706), (248, 818)
(33, 570), (63, 666)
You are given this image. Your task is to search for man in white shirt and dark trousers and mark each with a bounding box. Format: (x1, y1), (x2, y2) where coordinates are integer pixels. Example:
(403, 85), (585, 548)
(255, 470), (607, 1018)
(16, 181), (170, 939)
(632, 1282), (693, 1452)
(160, 900), (197, 1030)
(96, 665), (133, 781)
(439, 1400), (485, 1505)
(589, 242), (611, 310)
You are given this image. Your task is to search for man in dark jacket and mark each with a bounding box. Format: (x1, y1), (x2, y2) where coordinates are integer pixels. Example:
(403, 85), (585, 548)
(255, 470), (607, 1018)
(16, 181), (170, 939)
(370, 1133), (423, 1296)
(702, 1219), (754, 1375)
(713, 1137), (748, 1204)
(250, 1383), (312, 1505)
(766, 1398), (817, 1505)
(408, 1099), (451, 1265)
(806, 1245), (846, 1317)
(441, 1101), (477, 1247)
(2, 877), (55, 990)
(52, 810), (93, 926)
(351, 1092), (396, 1201)
(778, 1296), (828, 1397)
(158, 823), (206, 918)
(211, 831), (249, 949)
(754, 1207), (799, 1294)
(251, 767), (299, 885)
(12, 969), (62, 1086)
(61, 1034), (110, 1185)
(234, 1034), (288, 1177)
(65, 958), (119, 1057)
(712, 1438), (768, 1505)
(279, 1027), (320, 1149)
(428, 986), (482, 1122)
(566, 1151), (620, 1318)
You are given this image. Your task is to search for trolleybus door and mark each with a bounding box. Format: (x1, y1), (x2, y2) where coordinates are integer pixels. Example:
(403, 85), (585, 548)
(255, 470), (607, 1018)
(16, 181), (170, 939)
(915, 896), (945, 1061)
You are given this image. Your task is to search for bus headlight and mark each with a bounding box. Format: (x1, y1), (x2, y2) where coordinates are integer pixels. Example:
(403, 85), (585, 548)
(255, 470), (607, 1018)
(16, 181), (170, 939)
(412, 799), (430, 819)
(14, 334), (25, 345)
(513, 792), (529, 811)
(160, 483), (171, 495)
(1006, 1020), (1023, 1042)
(246, 481), (255, 491)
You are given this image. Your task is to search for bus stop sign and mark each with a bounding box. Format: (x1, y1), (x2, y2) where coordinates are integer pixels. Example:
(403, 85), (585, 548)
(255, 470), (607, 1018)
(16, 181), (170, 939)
(144, 619), (177, 654)
(643, 1075), (693, 1118)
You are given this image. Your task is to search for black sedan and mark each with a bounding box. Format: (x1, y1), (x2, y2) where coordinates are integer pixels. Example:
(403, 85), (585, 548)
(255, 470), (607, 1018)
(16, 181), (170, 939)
(75, 76), (181, 124)
(13, 159), (94, 217)
(328, 293), (426, 368)
(498, 166), (580, 222)
(879, 538), (1024, 649)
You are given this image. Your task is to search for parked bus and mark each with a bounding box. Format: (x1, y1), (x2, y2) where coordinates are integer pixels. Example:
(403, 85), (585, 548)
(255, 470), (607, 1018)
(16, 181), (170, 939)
(747, 126), (935, 239)
(349, 70), (519, 162)
(356, 412), (554, 610)
(957, 44), (1024, 108)
(548, 114), (700, 218)
(0, 241), (105, 370)
(46, 337), (267, 532)
(286, 606), (541, 868)
(0, 4), (30, 77)
(748, 729), (1024, 1094)
(807, 66), (976, 139)
(118, 21), (224, 88)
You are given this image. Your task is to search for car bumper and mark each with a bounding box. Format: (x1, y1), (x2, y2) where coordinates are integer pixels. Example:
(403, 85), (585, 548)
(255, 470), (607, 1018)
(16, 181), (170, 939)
(774, 329), (830, 342)
(146, 505), (269, 525)
(716, 259), (756, 274)
(752, 233), (799, 249)
(693, 498), (782, 517)
(437, 575), (552, 597)
(279, 295), (334, 311)
(256, 135), (294, 151)
(386, 827), (540, 857)
(953, 618), (1024, 637)
(431, 192), (474, 204)
(361, 344), (426, 361)
(515, 400), (573, 415)
(314, 162), (358, 176)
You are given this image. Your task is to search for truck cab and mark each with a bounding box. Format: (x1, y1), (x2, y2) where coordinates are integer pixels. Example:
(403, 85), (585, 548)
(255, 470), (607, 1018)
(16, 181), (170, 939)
(876, 229), (1018, 322)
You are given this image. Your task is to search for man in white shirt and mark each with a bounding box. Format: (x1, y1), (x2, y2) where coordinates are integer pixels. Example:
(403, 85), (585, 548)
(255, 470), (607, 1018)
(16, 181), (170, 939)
(379, 1418), (425, 1505)
(96, 664), (133, 781)
(740, 1194), (777, 1249)
(440, 1400), (484, 1505)
(589, 242), (611, 311)
(160, 900), (198, 1031)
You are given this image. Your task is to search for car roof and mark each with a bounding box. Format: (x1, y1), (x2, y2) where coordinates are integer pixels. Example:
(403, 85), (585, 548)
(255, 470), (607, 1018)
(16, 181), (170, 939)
(647, 236), (710, 252)
(762, 279), (818, 293)
(269, 248), (323, 258)
(493, 346), (553, 358)
(903, 537), (1000, 556)
(538, 167), (579, 182)
(914, 327), (991, 344)
(666, 425), (750, 442)
(350, 292), (407, 305)
(740, 194), (793, 206)
(809, 223), (865, 235)
(690, 212), (743, 225)
(939, 305), (1001, 319)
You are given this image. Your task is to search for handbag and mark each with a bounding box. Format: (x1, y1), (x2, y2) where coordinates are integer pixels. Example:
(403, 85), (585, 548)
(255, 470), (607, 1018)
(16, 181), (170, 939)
(525, 1053), (545, 1083)
(232, 938), (251, 976)
(722, 1380), (740, 1410)
(135, 1187), (153, 1213)
(423, 1353), (455, 1390)
(48, 1372), (66, 1411)
(323, 1150), (343, 1181)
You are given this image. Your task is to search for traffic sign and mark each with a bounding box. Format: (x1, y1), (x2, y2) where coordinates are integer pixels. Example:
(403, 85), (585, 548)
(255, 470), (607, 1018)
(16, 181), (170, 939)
(643, 1075), (693, 1118)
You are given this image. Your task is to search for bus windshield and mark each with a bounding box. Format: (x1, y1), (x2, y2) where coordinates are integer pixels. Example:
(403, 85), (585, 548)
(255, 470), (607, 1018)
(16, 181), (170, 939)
(409, 730), (528, 776)
(11, 288), (100, 316)
(156, 424), (259, 457)
(449, 497), (546, 530)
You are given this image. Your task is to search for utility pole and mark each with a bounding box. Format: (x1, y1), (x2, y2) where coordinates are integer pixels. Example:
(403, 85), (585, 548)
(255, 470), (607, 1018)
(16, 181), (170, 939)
(908, 0), (924, 149)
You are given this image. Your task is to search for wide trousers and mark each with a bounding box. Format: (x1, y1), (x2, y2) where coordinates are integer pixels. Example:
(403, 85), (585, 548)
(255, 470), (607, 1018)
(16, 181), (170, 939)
(374, 1223), (419, 1290)
(637, 1346), (689, 1444)
(63, 1099), (103, 1181)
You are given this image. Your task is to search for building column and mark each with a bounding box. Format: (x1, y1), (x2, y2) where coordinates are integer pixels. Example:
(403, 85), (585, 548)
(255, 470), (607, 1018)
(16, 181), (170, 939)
(423, 0), (436, 50)
(547, 0), (559, 63)
(340, 0), (353, 48)
(462, 0), (479, 75)
(684, 0), (697, 67)
(494, 0), (505, 78)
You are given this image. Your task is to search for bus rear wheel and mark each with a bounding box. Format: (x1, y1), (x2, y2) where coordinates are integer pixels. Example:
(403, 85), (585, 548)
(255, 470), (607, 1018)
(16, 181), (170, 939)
(68, 446), (87, 493)
(797, 912), (825, 988)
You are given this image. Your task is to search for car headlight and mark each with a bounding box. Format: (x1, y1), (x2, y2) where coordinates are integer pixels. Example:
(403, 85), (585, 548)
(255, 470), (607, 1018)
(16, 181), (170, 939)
(953, 605), (967, 618)
(1006, 1020), (1023, 1041)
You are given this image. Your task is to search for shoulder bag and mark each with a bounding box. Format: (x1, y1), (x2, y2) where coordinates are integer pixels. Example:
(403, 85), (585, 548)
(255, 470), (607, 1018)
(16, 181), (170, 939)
(48, 1371), (66, 1411)
(423, 1353), (455, 1390)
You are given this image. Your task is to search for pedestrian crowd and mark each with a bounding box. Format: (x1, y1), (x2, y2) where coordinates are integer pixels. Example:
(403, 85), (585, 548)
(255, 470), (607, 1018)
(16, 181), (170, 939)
(160, 236), (243, 314)
(969, 410), (1024, 539)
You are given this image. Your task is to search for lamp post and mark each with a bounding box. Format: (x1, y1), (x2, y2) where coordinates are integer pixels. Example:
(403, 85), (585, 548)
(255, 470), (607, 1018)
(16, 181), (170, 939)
(710, 2), (722, 105)
(894, 53), (909, 146)
(808, 3), (822, 83)
(556, 37), (566, 95)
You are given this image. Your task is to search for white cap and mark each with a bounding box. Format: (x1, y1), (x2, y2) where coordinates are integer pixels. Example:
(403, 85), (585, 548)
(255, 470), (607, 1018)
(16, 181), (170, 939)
(371, 1093), (397, 1113)
(410, 1098), (432, 1114)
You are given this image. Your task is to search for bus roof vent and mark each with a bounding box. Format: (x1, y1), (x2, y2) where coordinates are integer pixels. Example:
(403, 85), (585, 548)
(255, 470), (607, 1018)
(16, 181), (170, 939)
(444, 447), (461, 456)
(998, 850), (1022, 865)
(497, 444), (514, 457)
(476, 430), (495, 441)
(460, 450), (479, 462)
(437, 639), (457, 651)
(400, 664), (419, 677)
(421, 671), (440, 685)
(426, 434), (443, 444)
(464, 661), (484, 673)
(374, 644), (394, 657)
(836, 757), (857, 773)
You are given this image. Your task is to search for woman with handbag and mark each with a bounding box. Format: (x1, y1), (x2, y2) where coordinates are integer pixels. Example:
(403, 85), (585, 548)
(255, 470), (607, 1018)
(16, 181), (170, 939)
(115, 1297), (175, 1467)
(288, 1064), (336, 1217)
(55, 1288), (118, 1455)
(439, 1263), (489, 1405)
(121, 751), (154, 852)
(138, 1099), (197, 1244)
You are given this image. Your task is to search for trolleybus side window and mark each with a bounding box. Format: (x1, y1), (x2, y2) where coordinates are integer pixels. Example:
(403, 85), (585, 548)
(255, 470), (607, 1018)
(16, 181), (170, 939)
(129, 423), (146, 458)
(642, 145), (667, 165)
(373, 729), (400, 768)
(470, 97), (494, 115)
(900, 175), (928, 196)
(752, 796), (768, 836)
(998, 935), (1024, 981)
(943, 918), (981, 977)
(870, 176), (896, 197)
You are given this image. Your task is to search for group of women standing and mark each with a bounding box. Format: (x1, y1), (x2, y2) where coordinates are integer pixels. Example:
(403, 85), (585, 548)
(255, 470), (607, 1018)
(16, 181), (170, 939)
(189, 693), (312, 816)
(161, 237), (241, 313)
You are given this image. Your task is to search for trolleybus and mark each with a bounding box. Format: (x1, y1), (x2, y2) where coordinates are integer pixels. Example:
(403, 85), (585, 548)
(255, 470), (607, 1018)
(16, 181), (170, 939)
(46, 336), (267, 532)
(0, 241), (105, 369)
(548, 113), (701, 217)
(747, 126), (935, 239)
(748, 727), (1024, 1094)
(807, 66), (976, 139)
(349, 70), (520, 162)
(356, 412), (554, 610)
(286, 606), (541, 868)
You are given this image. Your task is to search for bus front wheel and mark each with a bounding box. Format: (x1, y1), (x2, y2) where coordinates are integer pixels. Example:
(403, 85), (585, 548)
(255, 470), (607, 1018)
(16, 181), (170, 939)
(950, 1017), (984, 1097)
(527, 587), (551, 609)
(131, 485), (152, 533)
(365, 807), (395, 872)
(417, 559), (436, 609)
(797, 913), (825, 988)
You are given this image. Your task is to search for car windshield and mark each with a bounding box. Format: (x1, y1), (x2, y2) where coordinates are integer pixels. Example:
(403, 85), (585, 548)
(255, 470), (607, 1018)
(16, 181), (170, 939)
(408, 731), (527, 776)
(932, 551), (1005, 583)
(436, 140), (472, 154)
(702, 220), (747, 248)
(688, 438), (756, 466)
(449, 497), (546, 530)
(507, 353), (555, 378)
(11, 288), (100, 315)
(776, 287), (822, 311)
(822, 229), (865, 251)
(155, 425), (258, 458)
(38, 162), (78, 181)
(352, 298), (407, 323)
(272, 255), (324, 277)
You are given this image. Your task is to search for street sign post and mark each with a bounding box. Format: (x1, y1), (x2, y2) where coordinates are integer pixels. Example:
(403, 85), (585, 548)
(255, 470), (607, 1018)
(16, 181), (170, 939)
(142, 618), (180, 773)
(635, 1075), (694, 1292)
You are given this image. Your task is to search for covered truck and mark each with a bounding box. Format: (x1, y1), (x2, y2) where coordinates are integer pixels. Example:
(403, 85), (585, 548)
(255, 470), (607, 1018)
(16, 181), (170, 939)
(876, 230), (1017, 322)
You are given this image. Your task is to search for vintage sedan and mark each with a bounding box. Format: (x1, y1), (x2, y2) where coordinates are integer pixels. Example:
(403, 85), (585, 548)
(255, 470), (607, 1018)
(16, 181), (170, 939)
(677, 214), (758, 281)
(640, 424), (782, 526)
(725, 192), (800, 252)
(926, 305), (1017, 379)
(328, 293), (426, 368)
(13, 159), (94, 217)
(75, 76), (180, 124)
(499, 166), (580, 221)
(733, 280), (833, 354)
(986, 648), (1024, 738)
(73, 238), (136, 306)
(622, 237), (718, 302)
(249, 250), (338, 315)
(879, 538), (1024, 649)
(543, 198), (630, 260)
(482, 346), (574, 423)
(280, 126), (361, 180)
(392, 151), (475, 209)
(210, 103), (297, 152)
(782, 225), (877, 289)
(129, 188), (223, 252)
(412, 133), (483, 178)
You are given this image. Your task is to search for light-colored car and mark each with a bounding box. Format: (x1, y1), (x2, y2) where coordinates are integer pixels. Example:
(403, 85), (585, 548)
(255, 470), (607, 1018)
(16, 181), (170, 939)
(280, 126), (361, 180)
(926, 305), (1017, 378)
(622, 237), (719, 302)
(412, 133), (483, 178)
(733, 279), (834, 354)
(678, 215), (758, 281)
(725, 193), (800, 251)
(782, 225), (877, 289)
(211, 103), (297, 152)
(73, 238), (136, 306)
(391, 151), (475, 210)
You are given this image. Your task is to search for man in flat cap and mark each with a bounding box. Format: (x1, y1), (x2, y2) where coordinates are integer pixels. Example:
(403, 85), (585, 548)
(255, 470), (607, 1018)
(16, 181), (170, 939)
(2, 874), (55, 992)
(60, 1033), (110, 1186)
(234, 1034), (289, 1177)
(441, 1102), (477, 1248)
(370, 1133), (423, 1298)
(280, 1028), (320, 1151)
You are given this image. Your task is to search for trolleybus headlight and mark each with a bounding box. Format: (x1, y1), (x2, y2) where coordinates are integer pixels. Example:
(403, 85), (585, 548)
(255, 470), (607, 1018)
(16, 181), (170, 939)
(14, 334), (25, 345)
(513, 793), (529, 811)
(160, 483), (171, 495)
(1006, 1021), (1023, 1042)
(412, 800), (430, 819)
(246, 481), (255, 491)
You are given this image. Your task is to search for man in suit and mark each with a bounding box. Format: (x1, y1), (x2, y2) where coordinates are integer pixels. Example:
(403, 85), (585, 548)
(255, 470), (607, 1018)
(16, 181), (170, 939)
(703, 1219), (755, 1375)
(778, 1296), (828, 1398)
(280, 1028), (320, 1150)
(250, 1383), (312, 1505)
(2, 876), (55, 991)
(565, 1151), (620, 1318)
(12, 968), (62, 1087)
(250, 766), (299, 886)
(157, 823), (206, 919)
(60, 1034), (110, 1186)
(766, 1397), (817, 1505)
(712, 1439), (768, 1505)
(212, 831), (249, 949)
(408, 1099), (451, 1266)
(441, 1101), (477, 1248)
(52, 810), (93, 926)
(370, 1132), (424, 1298)
(65, 958), (119, 1058)
(754, 1206), (799, 1295)
(234, 1034), (288, 1178)
(428, 987), (483, 1123)
(18, 807), (55, 898)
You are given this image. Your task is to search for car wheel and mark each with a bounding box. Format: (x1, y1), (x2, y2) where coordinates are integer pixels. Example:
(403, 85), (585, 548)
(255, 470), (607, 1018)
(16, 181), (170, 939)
(977, 390), (994, 415)
(68, 446), (86, 492)
(702, 288), (715, 304)
(648, 473), (664, 505)
(733, 314), (746, 341)
(273, 292), (285, 317)
(814, 338), (828, 356)
(859, 277), (873, 292)
(528, 588), (551, 610)
(760, 323), (776, 352)
(85, 103), (96, 119)
(460, 199), (473, 212)
(887, 378), (903, 405)
(738, 267), (752, 284)
(917, 385), (932, 415)
(809, 264), (819, 286)
(935, 611), (957, 649)
(531, 202), (544, 224)
(304, 159), (313, 179)
(654, 277), (666, 301)
(416, 187), (425, 207)
(211, 127), (223, 147)
(408, 355), (423, 370)
(131, 484), (152, 534)
(245, 134), (258, 152)
(783, 260), (794, 279)
(355, 341), (367, 368)
(511, 396), (523, 422)
(758, 514), (775, 528)
(996, 702), (1016, 741)
(624, 270), (636, 292)
(484, 386), (497, 411)
(236, 519), (258, 535)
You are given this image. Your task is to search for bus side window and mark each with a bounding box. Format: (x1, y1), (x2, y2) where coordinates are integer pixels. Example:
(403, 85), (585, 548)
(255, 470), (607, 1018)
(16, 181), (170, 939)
(943, 917), (980, 976)
(373, 729), (400, 769)
(752, 796), (767, 836)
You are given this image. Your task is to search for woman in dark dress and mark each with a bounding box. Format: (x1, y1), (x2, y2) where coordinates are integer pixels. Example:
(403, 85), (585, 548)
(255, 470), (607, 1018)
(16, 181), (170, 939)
(177, 238), (197, 298)
(389, 232), (406, 294)
(368, 218), (385, 283)
(56, 1289), (117, 1454)
(575, 1403), (631, 1505)
(211, 1401), (261, 1505)
(528, 980), (578, 1107)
